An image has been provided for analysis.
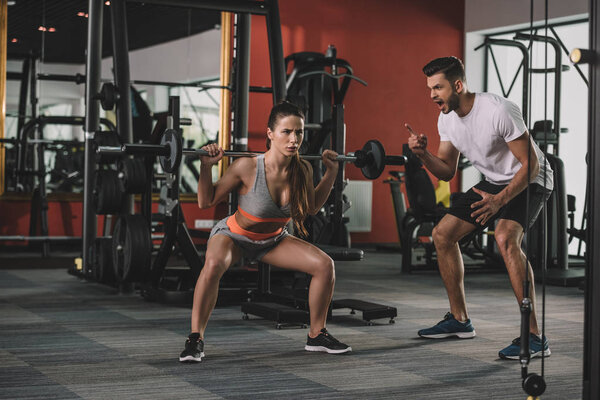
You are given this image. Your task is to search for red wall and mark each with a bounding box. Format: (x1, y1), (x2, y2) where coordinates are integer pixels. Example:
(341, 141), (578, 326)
(247, 0), (464, 243)
(0, 198), (220, 244)
(0, 0), (464, 245)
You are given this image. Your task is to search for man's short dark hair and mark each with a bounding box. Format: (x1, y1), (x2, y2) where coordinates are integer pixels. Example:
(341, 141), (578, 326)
(422, 57), (466, 83)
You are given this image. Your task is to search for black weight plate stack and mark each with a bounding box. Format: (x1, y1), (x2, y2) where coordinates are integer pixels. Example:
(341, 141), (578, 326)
(112, 215), (152, 283)
(159, 128), (182, 173)
(91, 238), (115, 284)
(93, 170), (123, 214)
(118, 158), (148, 194)
(360, 139), (386, 180)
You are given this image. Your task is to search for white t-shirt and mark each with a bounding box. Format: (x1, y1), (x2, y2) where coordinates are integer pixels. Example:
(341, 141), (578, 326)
(437, 92), (553, 190)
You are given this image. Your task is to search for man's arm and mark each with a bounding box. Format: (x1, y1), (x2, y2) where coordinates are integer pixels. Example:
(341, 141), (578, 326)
(406, 124), (460, 181)
(470, 131), (539, 225)
(492, 131), (539, 204)
(418, 141), (460, 181)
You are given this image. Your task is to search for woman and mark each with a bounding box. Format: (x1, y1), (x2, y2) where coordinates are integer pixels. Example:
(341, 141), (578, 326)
(179, 101), (352, 362)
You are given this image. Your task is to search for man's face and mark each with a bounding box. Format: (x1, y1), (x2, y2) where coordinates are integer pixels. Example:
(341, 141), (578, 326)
(426, 72), (460, 114)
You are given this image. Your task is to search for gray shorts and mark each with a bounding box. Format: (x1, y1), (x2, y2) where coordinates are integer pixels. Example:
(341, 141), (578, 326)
(209, 217), (289, 261)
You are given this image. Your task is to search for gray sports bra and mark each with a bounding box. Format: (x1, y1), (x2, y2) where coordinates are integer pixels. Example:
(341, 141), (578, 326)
(237, 154), (291, 221)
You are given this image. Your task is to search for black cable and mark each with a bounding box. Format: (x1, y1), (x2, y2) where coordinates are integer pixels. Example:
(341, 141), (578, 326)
(541, 0), (550, 378)
(520, 0), (534, 374)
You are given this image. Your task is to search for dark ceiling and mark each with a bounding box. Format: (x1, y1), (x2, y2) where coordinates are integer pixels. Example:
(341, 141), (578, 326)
(7, 0), (221, 64)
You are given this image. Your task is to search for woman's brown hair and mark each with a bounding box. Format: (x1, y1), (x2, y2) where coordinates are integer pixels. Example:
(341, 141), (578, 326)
(266, 101), (311, 237)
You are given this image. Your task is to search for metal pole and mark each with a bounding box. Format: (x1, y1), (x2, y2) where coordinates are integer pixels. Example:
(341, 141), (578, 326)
(30, 56), (39, 182)
(125, 0), (268, 14)
(484, 39), (530, 123)
(110, 0), (133, 146)
(331, 103), (346, 245)
(16, 57), (30, 147)
(83, 0), (104, 274)
(514, 33), (562, 148)
(0, 0), (6, 196)
(218, 12), (233, 176)
(111, 0), (134, 215)
(265, 0), (286, 103)
(232, 13), (251, 153)
(583, 0), (600, 397)
(230, 13), (251, 214)
(14, 57), (30, 190)
(98, 144), (364, 163)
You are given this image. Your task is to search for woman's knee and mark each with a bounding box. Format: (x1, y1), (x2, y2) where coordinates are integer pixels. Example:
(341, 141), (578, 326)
(201, 258), (228, 282)
(314, 256), (335, 282)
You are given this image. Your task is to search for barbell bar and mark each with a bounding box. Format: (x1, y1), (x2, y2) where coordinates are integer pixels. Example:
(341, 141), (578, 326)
(96, 128), (406, 179)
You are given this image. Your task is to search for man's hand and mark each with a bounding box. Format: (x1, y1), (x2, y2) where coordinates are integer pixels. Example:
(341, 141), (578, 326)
(405, 123), (428, 156)
(470, 187), (504, 225)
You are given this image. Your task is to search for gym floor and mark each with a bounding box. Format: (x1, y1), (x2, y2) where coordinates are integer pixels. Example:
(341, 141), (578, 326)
(0, 251), (583, 399)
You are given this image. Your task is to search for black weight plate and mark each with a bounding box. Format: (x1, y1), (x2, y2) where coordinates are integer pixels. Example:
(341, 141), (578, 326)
(112, 215), (151, 283)
(92, 238), (115, 284)
(522, 374), (546, 397)
(112, 216), (127, 282)
(118, 158), (147, 194)
(360, 139), (386, 180)
(125, 215), (152, 282)
(99, 82), (118, 111)
(159, 128), (182, 173)
(93, 170), (123, 214)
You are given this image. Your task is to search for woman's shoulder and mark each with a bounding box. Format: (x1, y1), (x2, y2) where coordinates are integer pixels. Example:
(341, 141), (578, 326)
(229, 156), (257, 175)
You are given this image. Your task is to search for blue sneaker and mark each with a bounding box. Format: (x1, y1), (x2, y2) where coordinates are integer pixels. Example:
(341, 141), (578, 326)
(498, 333), (551, 360)
(418, 312), (476, 339)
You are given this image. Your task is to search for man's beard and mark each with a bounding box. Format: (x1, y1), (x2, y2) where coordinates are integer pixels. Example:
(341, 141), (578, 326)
(444, 90), (460, 114)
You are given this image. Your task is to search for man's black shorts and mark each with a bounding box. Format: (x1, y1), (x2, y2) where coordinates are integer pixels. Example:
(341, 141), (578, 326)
(447, 181), (552, 230)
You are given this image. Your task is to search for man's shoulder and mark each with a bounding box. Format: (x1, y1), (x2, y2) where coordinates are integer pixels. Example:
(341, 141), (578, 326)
(477, 92), (519, 112)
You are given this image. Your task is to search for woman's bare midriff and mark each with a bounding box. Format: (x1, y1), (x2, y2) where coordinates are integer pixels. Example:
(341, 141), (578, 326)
(233, 211), (288, 234)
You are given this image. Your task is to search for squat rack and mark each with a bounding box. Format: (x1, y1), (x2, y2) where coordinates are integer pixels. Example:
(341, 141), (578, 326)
(82, 0), (287, 271)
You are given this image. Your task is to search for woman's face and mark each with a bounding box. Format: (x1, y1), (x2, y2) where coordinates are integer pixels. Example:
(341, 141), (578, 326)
(267, 115), (304, 156)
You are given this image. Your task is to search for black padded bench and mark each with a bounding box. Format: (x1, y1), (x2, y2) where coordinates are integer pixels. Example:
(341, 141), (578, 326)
(332, 299), (397, 325)
(317, 244), (364, 261)
(241, 302), (309, 329)
(241, 245), (395, 327)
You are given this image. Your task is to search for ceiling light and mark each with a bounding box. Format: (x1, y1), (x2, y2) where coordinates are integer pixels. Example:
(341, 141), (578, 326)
(48, 27), (56, 32)
(11, 38), (18, 43)
(77, 11), (86, 17)
(105, 1), (110, 5)
(38, 26), (47, 31)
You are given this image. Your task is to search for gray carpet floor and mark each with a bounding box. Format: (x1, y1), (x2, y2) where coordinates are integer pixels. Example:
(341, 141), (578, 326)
(0, 251), (584, 399)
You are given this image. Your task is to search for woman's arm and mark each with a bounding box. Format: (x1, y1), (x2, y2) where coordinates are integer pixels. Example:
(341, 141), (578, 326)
(197, 146), (252, 209)
(310, 150), (339, 214)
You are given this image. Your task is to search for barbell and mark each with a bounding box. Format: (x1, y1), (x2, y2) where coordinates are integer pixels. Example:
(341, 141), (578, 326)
(97, 128), (407, 179)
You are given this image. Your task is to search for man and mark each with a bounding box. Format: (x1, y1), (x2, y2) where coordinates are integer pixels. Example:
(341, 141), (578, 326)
(406, 56), (553, 359)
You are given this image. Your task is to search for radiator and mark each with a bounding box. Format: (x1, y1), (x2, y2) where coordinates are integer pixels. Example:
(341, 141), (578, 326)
(344, 180), (372, 232)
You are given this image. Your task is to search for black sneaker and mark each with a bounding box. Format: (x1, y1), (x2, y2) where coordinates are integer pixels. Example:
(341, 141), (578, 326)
(305, 328), (352, 354)
(179, 335), (204, 362)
